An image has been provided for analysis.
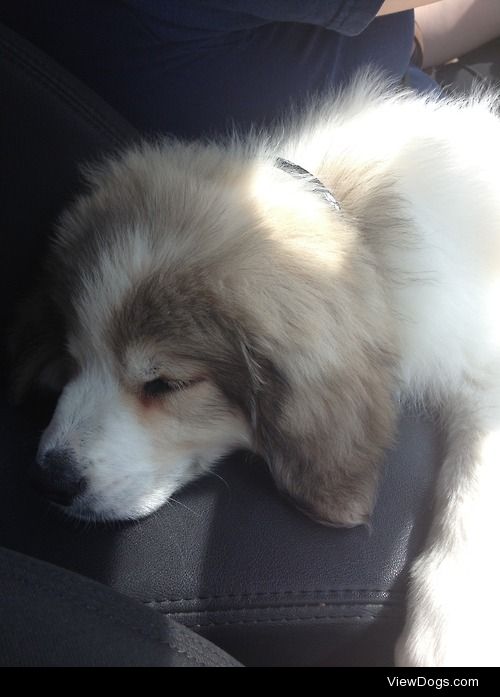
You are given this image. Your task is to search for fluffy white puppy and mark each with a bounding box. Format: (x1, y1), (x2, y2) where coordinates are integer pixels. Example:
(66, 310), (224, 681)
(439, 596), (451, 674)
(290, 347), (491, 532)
(13, 74), (500, 666)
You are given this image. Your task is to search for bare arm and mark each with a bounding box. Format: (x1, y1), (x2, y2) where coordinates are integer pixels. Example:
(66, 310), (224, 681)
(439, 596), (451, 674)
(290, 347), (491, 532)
(415, 0), (500, 69)
(377, 0), (441, 16)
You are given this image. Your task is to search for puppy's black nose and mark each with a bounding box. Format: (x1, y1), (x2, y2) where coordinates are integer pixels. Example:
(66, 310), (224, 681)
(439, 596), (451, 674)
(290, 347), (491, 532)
(31, 450), (86, 507)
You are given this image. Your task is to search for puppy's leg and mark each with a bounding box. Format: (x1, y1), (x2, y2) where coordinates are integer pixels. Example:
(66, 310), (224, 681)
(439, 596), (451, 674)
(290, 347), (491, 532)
(396, 377), (500, 666)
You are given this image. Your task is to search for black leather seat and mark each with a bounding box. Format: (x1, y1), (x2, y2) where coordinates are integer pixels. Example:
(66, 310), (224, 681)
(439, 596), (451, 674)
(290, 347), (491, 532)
(0, 22), (441, 666)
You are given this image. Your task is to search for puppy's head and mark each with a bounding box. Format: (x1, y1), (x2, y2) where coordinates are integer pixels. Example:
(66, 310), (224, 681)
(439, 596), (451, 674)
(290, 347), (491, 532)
(13, 141), (397, 524)
(24, 274), (261, 522)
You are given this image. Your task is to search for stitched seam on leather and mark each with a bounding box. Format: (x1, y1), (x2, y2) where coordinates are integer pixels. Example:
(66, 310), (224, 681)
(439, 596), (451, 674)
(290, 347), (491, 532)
(0, 561), (227, 667)
(159, 622), (237, 667)
(2, 36), (134, 149)
(189, 614), (399, 629)
(162, 601), (401, 616)
(143, 589), (404, 605)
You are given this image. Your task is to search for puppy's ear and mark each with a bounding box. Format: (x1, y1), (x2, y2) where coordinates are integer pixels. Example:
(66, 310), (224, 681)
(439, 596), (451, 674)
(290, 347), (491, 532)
(246, 345), (396, 527)
(9, 288), (68, 403)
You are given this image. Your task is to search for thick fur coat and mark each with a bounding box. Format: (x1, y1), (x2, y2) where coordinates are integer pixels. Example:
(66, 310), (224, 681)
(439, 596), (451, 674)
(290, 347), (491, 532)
(13, 75), (500, 666)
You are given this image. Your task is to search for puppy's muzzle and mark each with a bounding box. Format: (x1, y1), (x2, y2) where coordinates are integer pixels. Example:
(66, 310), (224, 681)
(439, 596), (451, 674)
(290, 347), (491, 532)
(31, 449), (87, 507)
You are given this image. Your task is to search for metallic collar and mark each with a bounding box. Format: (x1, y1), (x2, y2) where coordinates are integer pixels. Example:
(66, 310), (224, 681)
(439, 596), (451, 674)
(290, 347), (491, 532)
(275, 157), (341, 212)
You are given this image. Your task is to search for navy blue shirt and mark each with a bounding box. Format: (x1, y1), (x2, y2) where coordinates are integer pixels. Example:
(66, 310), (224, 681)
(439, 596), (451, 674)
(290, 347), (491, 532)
(1, 1), (427, 139)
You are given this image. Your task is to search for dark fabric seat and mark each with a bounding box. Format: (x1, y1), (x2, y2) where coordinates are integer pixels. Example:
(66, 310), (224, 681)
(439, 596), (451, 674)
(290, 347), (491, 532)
(0, 22), (441, 666)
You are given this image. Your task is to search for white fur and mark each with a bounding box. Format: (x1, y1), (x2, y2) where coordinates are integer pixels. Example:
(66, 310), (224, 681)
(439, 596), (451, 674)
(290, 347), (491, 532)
(39, 360), (251, 522)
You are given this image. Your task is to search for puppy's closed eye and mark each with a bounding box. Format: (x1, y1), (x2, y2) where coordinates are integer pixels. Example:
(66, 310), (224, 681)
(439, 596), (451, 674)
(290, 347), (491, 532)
(142, 378), (202, 399)
(142, 377), (191, 398)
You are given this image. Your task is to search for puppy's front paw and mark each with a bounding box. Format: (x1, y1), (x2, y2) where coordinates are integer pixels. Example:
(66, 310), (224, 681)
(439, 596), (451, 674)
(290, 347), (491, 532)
(395, 552), (500, 667)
